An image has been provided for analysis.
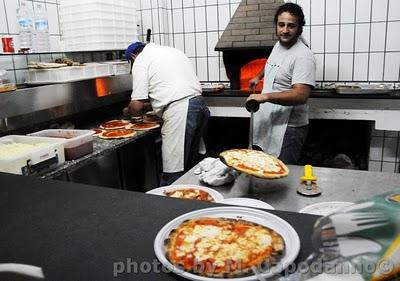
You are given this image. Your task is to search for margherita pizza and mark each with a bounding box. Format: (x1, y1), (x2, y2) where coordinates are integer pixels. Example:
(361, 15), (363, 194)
(97, 129), (136, 139)
(164, 188), (215, 202)
(165, 217), (285, 278)
(99, 119), (131, 130)
(129, 122), (160, 131)
(219, 149), (289, 179)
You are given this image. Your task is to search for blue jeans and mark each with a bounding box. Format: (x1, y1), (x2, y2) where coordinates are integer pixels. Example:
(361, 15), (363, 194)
(160, 96), (210, 186)
(279, 125), (308, 164)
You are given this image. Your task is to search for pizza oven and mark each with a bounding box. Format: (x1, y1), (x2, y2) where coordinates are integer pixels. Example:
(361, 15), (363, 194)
(215, 0), (284, 91)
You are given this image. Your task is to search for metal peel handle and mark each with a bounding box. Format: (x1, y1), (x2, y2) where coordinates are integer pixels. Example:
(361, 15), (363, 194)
(245, 99), (259, 113)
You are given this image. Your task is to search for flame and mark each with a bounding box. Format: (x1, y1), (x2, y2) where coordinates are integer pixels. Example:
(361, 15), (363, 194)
(95, 78), (111, 97)
(240, 58), (267, 93)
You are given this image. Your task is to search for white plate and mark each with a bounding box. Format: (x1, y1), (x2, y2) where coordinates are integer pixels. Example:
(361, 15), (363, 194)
(154, 206), (300, 281)
(146, 184), (224, 202)
(299, 201), (354, 216)
(221, 197), (274, 210)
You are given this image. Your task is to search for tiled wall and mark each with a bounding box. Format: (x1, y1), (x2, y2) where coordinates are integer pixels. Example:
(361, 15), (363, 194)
(296, 0), (400, 85)
(369, 128), (400, 173)
(134, 0), (242, 82)
(0, 0), (62, 84)
(0, 0), (123, 84)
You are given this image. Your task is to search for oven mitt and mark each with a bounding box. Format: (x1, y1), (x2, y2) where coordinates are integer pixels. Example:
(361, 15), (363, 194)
(194, 157), (238, 186)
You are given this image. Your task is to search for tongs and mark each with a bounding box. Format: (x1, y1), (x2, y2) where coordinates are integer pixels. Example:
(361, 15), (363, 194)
(245, 90), (259, 149)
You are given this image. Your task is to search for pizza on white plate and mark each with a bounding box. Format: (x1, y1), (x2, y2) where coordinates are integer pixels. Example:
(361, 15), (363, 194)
(163, 188), (215, 202)
(219, 149), (289, 179)
(99, 119), (131, 130)
(164, 217), (285, 278)
(97, 129), (136, 139)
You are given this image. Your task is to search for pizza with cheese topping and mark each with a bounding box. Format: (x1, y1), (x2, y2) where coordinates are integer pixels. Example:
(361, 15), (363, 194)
(165, 217), (285, 278)
(99, 119), (131, 130)
(219, 149), (289, 179)
(164, 188), (215, 202)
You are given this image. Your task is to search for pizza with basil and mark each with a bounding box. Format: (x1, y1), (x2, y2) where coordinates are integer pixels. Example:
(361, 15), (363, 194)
(129, 122), (160, 131)
(164, 188), (215, 202)
(99, 119), (131, 130)
(165, 217), (285, 278)
(219, 149), (289, 179)
(97, 129), (136, 139)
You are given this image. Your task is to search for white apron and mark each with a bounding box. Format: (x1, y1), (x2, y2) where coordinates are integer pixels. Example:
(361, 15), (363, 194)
(253, 61), (293, 157)
(161, 98), (189, 173)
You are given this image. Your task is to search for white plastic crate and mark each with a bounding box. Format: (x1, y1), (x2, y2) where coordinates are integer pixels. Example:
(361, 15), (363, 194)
(26, 63), (112, 84)
(59, 0), (138, 51)
(28, 129), (94, 160)
(0, 135), (65, 175)
(101, 60), (131, 75)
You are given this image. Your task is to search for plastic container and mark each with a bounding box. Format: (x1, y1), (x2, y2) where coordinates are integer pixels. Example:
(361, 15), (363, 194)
(0, 135), (65, 175)
(0, 70), (17, 93)
(17, 0), (34, 52)
(29, 129), (94, 160)
(101, 60), (130, 75)
(58, 0), (138, 51)
(34, 3), (50, 52)
(25, 63), (112, 84)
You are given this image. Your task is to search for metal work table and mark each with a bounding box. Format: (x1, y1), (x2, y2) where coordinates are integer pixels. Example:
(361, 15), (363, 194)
(174, 164), (400, 212)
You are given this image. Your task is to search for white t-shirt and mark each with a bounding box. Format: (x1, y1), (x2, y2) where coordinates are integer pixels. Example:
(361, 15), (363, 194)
(130, 43), (201, 114)
(269, 40), (316, 127)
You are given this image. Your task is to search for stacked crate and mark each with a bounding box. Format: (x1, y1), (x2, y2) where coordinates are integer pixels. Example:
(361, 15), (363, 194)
(59, 0), (138, 51)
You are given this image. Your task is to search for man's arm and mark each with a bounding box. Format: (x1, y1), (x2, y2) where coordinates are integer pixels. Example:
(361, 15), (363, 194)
(246, 83), (312, 106)
(123, 100), (152, 117)
(249, 69), (265, 89)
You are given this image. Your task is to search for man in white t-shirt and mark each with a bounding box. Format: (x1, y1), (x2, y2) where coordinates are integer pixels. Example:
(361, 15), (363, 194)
(248, 2), (316, 164)
(123, 42), (210, 186)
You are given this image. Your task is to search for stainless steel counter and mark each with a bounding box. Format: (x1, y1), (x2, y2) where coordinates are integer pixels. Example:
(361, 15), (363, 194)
(174, 164), (400, 212)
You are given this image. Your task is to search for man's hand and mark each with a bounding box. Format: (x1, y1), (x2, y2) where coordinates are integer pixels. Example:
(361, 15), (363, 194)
(249, 77), (260, 90)
(123, 100), (147, 117)
(122, 107), (131, 117)
(247, 93), (269, 104)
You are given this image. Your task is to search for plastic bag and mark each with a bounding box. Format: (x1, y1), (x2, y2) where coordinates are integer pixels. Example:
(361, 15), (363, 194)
(281, 189), (400, 281)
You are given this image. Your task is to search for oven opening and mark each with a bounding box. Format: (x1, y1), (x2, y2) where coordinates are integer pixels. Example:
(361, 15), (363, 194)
(222, 48), (272, 90)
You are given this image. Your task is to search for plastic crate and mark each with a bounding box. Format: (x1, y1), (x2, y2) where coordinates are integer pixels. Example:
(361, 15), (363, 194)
(101, 60), (131, 75)
(0, 135), (65, 175)
(26, 63), (112, 84)
(59, 0), (137, 51)
(29, 129), (94, 160)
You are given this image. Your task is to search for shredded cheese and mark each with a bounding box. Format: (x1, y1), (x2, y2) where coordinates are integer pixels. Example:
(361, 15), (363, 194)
(0, 142), (49, 160)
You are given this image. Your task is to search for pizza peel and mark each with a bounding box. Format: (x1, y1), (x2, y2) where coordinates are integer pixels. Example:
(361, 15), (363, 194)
(245, 94), (259, 149)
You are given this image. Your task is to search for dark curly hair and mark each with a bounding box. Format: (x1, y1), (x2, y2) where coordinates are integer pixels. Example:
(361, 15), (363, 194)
(274, 2), (306, 35)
